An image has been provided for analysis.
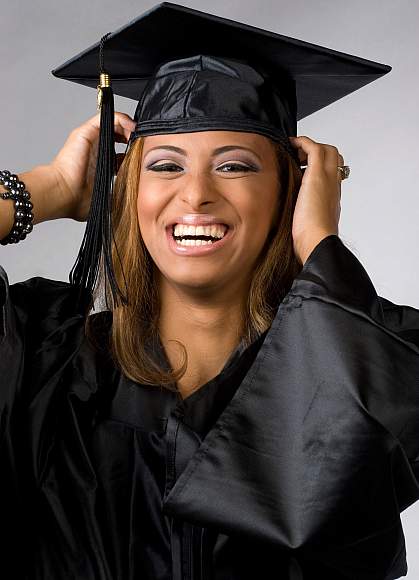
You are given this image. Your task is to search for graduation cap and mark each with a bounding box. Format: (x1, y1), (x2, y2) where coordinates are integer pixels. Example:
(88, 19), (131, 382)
(51, 1), (391, 312)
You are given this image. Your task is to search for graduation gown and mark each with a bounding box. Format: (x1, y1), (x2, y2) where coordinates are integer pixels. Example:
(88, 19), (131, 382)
(1, 234), (419, 580)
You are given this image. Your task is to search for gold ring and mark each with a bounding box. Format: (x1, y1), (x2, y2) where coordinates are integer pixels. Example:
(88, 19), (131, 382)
(338, 165), (350, 180)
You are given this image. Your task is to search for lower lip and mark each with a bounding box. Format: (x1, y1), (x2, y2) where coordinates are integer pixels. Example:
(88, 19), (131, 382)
(166, 226), (232, 256)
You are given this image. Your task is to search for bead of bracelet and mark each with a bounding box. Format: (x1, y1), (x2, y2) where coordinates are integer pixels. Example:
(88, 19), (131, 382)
(0, 170), (34, 245)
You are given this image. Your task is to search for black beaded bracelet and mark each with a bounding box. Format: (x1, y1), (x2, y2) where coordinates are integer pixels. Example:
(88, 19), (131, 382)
(0, 170), (34, 245)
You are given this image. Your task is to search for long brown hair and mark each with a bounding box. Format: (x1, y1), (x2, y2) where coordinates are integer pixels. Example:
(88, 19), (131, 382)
(85, 135), (303, 390)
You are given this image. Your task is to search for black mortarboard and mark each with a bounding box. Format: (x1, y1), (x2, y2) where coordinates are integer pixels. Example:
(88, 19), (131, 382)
(51, 1), (391, 311)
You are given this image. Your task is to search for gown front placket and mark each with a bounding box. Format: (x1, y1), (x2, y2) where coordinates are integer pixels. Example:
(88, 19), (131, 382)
(164, 403), (206, 580)
(159, 333), (266, 580)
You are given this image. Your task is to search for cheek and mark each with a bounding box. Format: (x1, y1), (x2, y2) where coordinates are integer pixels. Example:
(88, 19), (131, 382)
(136, 187), (160, 238)
(242, 192), (278, 240)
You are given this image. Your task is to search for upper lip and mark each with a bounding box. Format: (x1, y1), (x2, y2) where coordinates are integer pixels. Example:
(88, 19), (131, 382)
(167, 215), (230, 228)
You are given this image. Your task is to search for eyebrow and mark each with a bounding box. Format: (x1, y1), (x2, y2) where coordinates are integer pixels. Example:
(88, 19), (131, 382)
(143, 144), (262, 162)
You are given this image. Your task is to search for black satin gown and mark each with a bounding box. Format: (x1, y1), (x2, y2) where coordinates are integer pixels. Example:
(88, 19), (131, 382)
(1, 234), (419, 580)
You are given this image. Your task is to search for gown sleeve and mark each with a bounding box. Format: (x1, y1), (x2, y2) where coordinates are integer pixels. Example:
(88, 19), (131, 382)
(0, 264), (86, 575)
(0, 263), (86, 404)
(161, 234), (419, 579)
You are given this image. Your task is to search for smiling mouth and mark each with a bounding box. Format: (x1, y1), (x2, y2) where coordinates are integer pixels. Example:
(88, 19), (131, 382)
(171, 224), (228, 246)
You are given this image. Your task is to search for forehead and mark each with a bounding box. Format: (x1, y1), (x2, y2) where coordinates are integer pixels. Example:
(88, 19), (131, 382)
(142, 130), (271, 154)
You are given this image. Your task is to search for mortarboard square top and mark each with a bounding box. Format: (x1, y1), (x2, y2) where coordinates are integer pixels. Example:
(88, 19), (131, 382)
(52, 1), (391, 122)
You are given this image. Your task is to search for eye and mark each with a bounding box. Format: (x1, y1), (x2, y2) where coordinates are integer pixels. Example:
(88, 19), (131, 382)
(145, 162), (257, 173)
(217, 163), (256, 173)
(146, 163), (182, 172)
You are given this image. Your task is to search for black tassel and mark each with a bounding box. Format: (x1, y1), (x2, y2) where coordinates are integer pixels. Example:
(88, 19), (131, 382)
(69, 33), (128, 313)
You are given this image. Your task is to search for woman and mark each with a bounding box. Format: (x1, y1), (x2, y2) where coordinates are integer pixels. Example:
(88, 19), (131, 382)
(1, 4), (419, 580)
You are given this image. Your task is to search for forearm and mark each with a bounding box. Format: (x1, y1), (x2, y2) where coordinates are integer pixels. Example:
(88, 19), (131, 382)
(0, 164), (73, 240)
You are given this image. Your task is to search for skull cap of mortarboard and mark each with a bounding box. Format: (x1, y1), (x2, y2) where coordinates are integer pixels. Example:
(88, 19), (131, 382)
(51, 1), (392, 312)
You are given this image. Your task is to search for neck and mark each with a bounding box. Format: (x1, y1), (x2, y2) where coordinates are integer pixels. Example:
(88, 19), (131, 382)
(157, 278), (248, 396)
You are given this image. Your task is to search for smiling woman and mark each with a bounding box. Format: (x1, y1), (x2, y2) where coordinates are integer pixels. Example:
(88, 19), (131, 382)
(90, 130), (302, 394)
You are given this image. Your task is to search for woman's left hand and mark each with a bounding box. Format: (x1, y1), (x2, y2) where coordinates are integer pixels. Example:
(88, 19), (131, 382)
(288, 135), (344, 266)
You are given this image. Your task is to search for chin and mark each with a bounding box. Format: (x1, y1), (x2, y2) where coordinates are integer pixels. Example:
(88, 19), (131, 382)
(171, 275), (222, 291)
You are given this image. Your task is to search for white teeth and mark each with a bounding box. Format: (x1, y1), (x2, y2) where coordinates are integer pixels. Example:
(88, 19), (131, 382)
(176, 239), (213, 246)
(210, 225), (218, 238)
(173, 223), (227, 238)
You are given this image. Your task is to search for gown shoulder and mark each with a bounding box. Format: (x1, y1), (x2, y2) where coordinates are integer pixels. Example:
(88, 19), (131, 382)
(0, 263), (86, 341)
(0, 263), (104, 408)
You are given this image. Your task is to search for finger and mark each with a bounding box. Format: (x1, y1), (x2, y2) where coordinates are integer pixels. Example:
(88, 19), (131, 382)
(337, 154), (345, 184)
(336, 157), (344, 195)
(114, 112), (136, 141)
(288, 136), (308, 164)
(114, 111), (135, 125)
(322, 144), (340, 174)
(288, 136), (325, 169)
(320, 146), (344, 199)
(307, 143), (345, 186)
(314, 144), (344, 167)
(82, 111), (135, 142)
(82, 112), (102, 132)
(323, 147), (345, 188)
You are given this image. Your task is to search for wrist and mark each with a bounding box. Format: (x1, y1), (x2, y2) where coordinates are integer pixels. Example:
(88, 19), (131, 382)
(19, 164), (74, 223)
(294, 230), (338, 266)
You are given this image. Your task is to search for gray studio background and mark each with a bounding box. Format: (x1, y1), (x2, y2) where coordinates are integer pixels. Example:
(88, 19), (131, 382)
(1, 0), (418, 576)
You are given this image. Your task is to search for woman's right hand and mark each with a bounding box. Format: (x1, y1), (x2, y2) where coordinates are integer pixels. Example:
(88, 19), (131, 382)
(50, 112), (136, 222)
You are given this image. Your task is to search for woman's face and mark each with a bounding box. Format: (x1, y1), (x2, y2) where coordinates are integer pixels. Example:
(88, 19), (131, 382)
(137, 130), (280, 297)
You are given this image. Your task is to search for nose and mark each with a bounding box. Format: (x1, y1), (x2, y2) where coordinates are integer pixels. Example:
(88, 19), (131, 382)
(179, 172), (219, 210)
